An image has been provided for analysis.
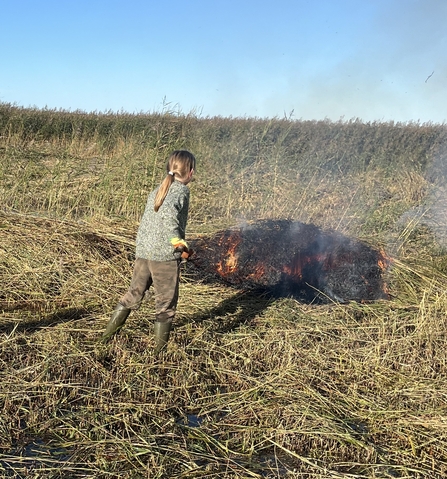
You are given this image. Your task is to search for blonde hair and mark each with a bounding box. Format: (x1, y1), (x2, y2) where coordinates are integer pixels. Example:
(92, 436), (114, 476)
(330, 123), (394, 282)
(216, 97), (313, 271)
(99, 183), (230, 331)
(154, 150), (196, 212)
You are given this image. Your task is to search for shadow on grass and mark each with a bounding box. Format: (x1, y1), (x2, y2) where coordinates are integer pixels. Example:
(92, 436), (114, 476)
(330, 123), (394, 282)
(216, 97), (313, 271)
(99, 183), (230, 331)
(178, 288), (277, 334)
(0, 306), (92, 335)
(179, 255), (328, 335)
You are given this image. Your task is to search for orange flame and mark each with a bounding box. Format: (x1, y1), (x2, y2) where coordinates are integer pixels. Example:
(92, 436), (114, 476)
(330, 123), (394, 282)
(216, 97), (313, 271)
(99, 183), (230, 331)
(216, 233), (242, 276)
(283, 253), (328, 280)
(248, 262), (266, 280)
(377, 248), (393, 271)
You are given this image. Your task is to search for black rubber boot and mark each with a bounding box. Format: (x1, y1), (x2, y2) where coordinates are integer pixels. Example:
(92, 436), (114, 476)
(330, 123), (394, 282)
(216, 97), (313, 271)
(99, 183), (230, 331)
(101, 304), (131, 343)
(154, 319), (172, 355)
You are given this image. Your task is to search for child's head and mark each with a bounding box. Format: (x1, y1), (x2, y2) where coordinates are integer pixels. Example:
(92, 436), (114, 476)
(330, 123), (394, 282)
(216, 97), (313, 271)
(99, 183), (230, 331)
(154, 150), (196, 212)
(166, 150), (196, 184)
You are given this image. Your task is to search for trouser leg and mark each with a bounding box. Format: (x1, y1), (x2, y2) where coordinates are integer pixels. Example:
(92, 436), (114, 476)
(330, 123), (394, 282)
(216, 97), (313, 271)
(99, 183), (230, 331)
(120, 258), (153, 309)
(150, 260), (180, 354)
(102, 258), (152, 341)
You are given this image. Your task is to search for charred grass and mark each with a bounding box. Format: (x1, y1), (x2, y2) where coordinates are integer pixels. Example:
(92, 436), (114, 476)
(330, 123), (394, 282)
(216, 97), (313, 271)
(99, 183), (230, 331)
(1, 106), (447, 477)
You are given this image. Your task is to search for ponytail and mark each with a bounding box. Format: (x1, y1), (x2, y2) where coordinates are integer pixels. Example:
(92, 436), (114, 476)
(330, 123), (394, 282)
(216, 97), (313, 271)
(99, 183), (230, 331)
(154, 150), (196, 212)
(154, 174), (175, 212)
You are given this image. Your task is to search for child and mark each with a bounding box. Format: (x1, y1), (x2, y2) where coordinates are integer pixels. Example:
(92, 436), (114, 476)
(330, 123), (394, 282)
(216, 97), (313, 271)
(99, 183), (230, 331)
(102, 150), (196, 354)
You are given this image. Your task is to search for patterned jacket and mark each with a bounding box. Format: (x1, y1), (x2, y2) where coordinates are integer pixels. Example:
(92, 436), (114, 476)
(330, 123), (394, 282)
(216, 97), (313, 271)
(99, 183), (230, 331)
(135, 180), (190, 261)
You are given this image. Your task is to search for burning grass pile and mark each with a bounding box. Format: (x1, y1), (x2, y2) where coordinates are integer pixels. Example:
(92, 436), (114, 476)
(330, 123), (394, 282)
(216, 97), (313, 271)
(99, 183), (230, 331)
(2, 210), (447, 478)
(190, 219), (389, 303)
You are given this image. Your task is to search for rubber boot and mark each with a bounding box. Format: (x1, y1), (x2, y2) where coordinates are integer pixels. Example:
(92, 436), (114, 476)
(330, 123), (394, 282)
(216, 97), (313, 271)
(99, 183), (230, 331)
(154, 320), (172, 355)
(101, 304), (131, 343)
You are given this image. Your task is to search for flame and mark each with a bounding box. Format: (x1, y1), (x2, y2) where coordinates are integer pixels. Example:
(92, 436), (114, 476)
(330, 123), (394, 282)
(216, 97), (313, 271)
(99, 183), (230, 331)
(282, 253), (328, 280)
(377, 248), (393, 271)
(248, 262), (266, 280)
(216, 232), (242, 276)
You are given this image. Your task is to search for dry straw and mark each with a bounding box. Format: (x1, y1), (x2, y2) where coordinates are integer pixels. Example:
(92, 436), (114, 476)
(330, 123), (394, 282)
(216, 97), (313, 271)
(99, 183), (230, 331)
(2, 106), (447, 477)
(2, 209), (447, 478)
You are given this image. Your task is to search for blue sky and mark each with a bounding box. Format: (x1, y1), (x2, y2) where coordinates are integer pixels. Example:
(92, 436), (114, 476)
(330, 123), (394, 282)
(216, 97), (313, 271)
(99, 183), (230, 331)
(1, 0), (446, 123)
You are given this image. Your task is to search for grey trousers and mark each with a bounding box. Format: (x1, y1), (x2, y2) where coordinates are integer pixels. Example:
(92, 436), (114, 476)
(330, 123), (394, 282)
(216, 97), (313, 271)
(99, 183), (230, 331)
(119, 258), (181, 323)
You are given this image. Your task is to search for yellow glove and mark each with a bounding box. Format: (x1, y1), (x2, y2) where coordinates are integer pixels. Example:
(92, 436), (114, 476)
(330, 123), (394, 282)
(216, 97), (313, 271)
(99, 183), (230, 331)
(170, 237), (191, 259)
(170, 237), (188, 249)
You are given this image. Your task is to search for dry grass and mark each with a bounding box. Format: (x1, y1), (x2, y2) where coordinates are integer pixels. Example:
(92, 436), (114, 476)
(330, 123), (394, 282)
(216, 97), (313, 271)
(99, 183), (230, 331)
(2, 107), (447, 477)
(2, 210), (447, 478)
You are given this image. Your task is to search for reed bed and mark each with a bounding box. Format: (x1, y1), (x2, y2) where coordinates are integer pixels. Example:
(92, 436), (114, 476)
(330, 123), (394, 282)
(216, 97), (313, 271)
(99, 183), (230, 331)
(2, 106), (447, 477)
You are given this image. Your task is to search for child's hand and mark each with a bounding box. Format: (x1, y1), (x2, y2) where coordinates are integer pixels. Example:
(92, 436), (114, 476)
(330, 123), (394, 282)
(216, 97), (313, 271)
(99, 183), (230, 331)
(170, 237), (191, 259)
(170, 237), (188, 249)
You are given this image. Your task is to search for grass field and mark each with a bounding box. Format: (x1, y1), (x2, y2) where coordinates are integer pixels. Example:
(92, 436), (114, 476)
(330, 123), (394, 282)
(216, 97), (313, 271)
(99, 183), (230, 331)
(1, 103), (447, 478)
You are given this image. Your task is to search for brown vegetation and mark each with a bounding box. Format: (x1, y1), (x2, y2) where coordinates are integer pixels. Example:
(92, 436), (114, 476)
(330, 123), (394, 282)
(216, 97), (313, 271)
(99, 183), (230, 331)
(1, 103), (447, 477)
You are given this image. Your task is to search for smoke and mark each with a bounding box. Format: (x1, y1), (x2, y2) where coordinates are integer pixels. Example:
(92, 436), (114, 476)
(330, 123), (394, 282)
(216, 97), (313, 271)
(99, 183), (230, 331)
(260, 1), (447, 123)
(382, 146), (446, 268)
(397, 152), (447, 249)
